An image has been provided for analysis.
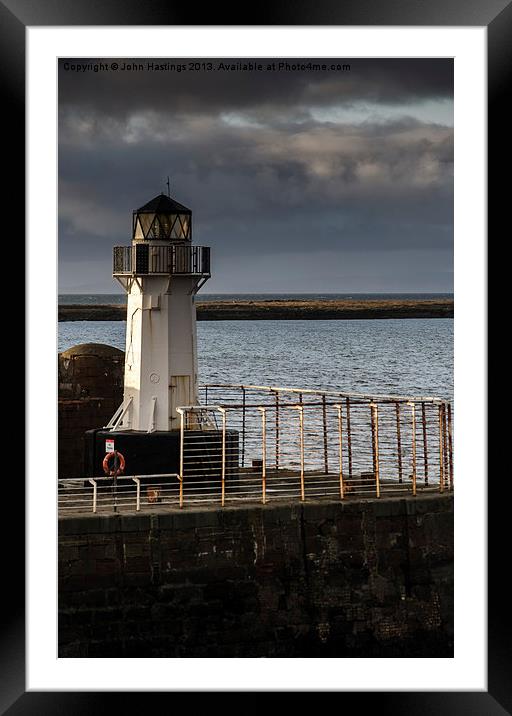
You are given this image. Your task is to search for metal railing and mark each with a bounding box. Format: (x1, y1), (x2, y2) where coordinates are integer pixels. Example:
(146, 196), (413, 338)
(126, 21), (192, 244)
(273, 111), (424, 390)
(58, 384), (453, 514)
(113, 245), (210, 276)
(58, 474), (180, 514)
(180, 384), (453, 507)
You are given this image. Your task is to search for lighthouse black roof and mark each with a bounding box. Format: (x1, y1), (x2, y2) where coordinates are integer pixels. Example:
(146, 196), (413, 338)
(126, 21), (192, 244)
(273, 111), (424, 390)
(135, 193), (191, 215)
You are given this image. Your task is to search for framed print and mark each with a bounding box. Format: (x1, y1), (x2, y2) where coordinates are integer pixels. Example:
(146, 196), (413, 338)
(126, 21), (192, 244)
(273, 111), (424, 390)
(6, 0), (502, 709)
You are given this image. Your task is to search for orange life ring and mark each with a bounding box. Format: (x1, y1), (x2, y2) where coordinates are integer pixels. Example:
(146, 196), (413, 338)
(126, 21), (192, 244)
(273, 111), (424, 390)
(102, 451), (126, 476)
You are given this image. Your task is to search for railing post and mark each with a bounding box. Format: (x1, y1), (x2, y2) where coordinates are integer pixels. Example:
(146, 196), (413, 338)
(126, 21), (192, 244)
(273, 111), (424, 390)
(241, 387), (246, 468)
(346, 397), (353, 481)
(421, 401), (429, 485)
(112, 451), (119, 513)
(295, 405), (305, 501)
(322, 394), (329, 475)
(275, 391), (280, 470)
(88, 479), (97, 513)
(178, 408), (185, 508)
(132, 477), (140, 511)
(259, 408), (267, 504)
(439, 404), (445, 492)
(395, 402), (403, 483)
(219, 408), (227, 507)
(443, 402), (450, 490)
(370, 403), (380, 498)
(447, 403), (454, 489)
(409, 402), (417, 497)
(335, 405), (344, 499)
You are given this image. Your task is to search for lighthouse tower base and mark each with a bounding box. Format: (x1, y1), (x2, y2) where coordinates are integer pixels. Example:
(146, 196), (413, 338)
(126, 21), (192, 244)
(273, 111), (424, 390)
(84, 429), (239, 488)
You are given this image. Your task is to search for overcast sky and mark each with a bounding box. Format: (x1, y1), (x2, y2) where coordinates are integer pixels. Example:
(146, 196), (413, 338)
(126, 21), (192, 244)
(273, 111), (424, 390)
(58, 58), (453, 294)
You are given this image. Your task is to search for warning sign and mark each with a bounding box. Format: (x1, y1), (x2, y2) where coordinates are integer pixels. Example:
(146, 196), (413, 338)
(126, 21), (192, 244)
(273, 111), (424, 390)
(105, 439), (115, 453)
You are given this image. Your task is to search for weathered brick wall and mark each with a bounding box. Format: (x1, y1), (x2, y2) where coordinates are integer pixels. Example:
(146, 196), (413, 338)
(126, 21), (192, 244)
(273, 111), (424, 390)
(59, 494), (454, 657)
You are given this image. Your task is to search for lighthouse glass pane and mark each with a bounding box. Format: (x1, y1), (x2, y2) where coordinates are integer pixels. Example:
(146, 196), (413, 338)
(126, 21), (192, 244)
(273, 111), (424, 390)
(160, 217), (171, 237)
(168, 216), (177, 238)
(134, 218), (144, 239)
(153, 216), (163, 238)
(138, 212), (155, 238)
(156, 213), (174, 239)
(165, 214), (177, 238)
(174, 216), (184, 238)
(150, 219), (162, 239)
(179, 215), (190, 239)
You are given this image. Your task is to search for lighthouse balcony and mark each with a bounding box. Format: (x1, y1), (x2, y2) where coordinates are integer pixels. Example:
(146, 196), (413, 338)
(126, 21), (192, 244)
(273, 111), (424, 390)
(113, 245), (210, 277)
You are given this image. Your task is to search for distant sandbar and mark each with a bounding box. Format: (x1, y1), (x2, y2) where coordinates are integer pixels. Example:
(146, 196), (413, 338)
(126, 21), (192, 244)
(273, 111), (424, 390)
(59, 298), (454, 322)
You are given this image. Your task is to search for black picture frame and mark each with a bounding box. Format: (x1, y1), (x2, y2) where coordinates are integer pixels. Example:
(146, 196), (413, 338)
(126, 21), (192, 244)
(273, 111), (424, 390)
(9, 0), (500, 710)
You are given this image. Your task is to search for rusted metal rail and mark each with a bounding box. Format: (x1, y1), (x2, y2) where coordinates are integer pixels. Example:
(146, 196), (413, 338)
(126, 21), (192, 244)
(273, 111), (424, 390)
(59, 383), (453, 514)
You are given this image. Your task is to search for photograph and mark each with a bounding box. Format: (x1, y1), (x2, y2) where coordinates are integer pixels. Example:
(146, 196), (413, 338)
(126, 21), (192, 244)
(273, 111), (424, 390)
(57, 56), (455, 659)
(5, 0), (498, 704)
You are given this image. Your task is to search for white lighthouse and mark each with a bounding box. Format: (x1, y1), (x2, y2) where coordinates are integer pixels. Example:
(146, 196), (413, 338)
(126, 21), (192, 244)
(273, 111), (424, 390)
(109, 191), (210, 433)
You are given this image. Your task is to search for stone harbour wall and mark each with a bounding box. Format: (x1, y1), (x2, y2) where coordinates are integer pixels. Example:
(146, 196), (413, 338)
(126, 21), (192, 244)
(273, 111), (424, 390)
(58, 493), (454, 658)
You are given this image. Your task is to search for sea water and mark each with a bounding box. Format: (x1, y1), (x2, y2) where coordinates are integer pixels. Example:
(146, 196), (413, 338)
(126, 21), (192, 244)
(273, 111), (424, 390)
(58, 316), (453, 401)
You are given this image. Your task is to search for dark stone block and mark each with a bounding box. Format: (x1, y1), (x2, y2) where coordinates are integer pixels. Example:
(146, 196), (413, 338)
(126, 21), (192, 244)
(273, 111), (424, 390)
(118, 514), (153, 533)
(193, 510), (222, 529)
(372, 499), (404, 517)
(122, 572), (155, 587)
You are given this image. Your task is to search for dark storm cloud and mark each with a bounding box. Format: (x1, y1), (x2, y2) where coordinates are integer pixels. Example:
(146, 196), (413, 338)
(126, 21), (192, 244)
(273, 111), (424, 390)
(59, 58), (453, 117)
(58, 58), (453, 292)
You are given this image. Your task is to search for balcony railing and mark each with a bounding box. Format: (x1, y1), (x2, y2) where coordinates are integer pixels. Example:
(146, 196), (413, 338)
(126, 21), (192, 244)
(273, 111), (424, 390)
(113, 244), (210, 276)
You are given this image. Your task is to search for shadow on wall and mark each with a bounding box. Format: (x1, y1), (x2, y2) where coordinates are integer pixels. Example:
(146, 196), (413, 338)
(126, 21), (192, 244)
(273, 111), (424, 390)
(58, 343), (125, 478)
